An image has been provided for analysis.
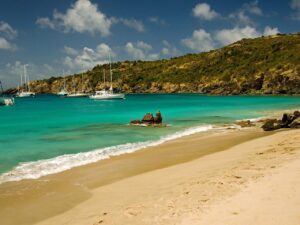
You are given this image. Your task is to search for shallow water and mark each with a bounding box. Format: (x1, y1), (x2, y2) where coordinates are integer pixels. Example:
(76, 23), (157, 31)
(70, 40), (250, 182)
(0, 94), (299, 183)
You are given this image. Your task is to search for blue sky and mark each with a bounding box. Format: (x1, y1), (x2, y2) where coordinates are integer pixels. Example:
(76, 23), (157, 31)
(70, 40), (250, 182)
(0, 0), (299, 87)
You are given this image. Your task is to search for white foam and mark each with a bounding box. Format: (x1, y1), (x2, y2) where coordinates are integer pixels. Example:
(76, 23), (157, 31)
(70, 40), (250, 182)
(0, 125), (214, 184)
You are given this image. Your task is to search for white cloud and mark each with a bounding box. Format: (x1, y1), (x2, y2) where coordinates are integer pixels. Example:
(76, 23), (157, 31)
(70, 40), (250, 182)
(63, 46), (79, 56)
(193, 3), (219, 20)
(181, 29), (215, 52)
(244, 1), (263, 16)
(149, 17), (166, 25)
(214, 26), (260, 45)
(1, 61), (58, 88)
(0, 21), (18, 39)
(229, 1), (263, 26)
(36, 17), (55, 29)
(291, 0), (300, 20)
(161, 40), (181, 57)
(0, 37), (17, 51)
(119, 18), (145, 32)
(36, 0), (113, 36)
(63, 43), (114, 70)
(263, 26), (280, 36)
(125, 41), (160, 60)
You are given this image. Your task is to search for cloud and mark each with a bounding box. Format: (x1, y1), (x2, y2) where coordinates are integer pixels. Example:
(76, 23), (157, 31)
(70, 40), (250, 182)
(118, 18), (145, 32)
(192, 3), (219, 20)
(214, 26), (260, 45)
(36, 0), (113, 36)
(0, 21), (18, 39)
(125, 41), (160, 60)
(161, 40), (181, 57)
(182, 25), (280, 52)
(0, 37), (17, 51)
(1, 61), (58, 88)
(291, 0), (300, 20)
(263, 26), (280, 36)
(229, 1), (263, 26)
(63, 43), (114, 70)
(148, 17), (166, 25)
(63, 46), (79, 56)
(0, 21), (18, 51)
(181, 29), (215, 52)
(36, 18), (55, 29)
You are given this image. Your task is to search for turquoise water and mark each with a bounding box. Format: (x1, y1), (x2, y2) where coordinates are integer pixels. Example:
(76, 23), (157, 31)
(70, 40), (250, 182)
(0, 94), (299, 182)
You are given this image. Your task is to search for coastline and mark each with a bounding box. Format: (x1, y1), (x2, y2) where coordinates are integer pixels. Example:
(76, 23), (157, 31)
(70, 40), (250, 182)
(0, 127), (267, 225)
(35, 128), (300, 225)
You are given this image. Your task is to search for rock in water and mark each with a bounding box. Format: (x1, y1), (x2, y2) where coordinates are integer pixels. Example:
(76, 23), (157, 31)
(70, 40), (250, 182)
(261, 119), (282, 131)
(130, 120), (142, 124)
(154, 111), (163, 124)
(142, 113), (154, 124)
(290, 118), (300, 128)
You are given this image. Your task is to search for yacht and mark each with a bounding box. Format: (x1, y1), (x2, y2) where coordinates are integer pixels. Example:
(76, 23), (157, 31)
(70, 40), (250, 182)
(16, 65), (35, 97)
(67, 72), (88, 97)
(90, 54), (125, 100)
(57, 71), (69, 96)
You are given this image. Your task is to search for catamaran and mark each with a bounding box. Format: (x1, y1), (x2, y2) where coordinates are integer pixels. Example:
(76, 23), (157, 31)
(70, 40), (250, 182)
(90, 54), (125, 100)
(57, 71), (69, 96)
(16, 65), (35, 97)
(0, 80), (14, 106)
(67, 72), (89, 97)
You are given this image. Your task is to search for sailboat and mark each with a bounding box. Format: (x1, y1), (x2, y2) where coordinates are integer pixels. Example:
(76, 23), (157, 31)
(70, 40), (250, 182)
(57, 71), (69, 96)
(0, 80), (14, 106)
(16, 65), (35, 97)
(67, 71), (89, 97)
(89, 54), (125, 100)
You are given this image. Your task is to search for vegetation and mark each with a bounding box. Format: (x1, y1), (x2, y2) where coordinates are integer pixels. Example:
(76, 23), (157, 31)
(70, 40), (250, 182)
(9, 32), (300, 95)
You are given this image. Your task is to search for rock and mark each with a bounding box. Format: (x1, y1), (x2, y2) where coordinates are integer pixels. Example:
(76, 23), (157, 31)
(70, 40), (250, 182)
(130, 120), (142, 124)
(236, 120), (254, 127)
(142, 113), (154, 124)
(154, 111), (163, 124)
(290, 117), (300, 128)
(261, 119), (282, 131)
(281, 113), (293, 127)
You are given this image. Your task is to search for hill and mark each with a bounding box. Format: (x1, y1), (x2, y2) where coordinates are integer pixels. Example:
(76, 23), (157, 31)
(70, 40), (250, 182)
(7, 32), (300, 95)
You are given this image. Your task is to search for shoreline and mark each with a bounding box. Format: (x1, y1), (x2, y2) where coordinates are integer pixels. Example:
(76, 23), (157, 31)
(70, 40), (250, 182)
(0, 127), (267, 225)
(35, 128), (300, 225)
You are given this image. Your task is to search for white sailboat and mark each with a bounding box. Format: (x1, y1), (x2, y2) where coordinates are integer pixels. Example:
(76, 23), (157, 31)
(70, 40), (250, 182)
(67, 71), (89, 98)
(57, 71), (69, 96)
(16, 65), (35, 97)
(0, 80), (14, 106)
(90, 54), (125, 100)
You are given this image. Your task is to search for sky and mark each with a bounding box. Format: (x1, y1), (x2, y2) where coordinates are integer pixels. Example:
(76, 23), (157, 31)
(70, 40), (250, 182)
(0, 0), (299, 88)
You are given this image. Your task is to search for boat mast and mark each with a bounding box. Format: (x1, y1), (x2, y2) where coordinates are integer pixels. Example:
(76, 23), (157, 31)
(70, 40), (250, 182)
(63, 70), (66, 91)
(109, 53), (113, 91)
(103, 68), (105, 84)
(20, 70), (23, 92)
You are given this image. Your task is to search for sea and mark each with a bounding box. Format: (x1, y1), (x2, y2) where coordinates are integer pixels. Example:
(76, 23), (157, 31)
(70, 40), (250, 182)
(0, 94), (299, 183)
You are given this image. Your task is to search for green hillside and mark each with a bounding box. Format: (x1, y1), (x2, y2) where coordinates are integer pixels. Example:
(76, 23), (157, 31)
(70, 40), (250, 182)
(9, 32), (300, 95)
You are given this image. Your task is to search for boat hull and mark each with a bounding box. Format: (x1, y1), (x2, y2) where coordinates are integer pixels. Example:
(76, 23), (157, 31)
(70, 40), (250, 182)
(16, 92), (35, 97)
(66, 93), (89, 98)
(89, 93), (125, 100)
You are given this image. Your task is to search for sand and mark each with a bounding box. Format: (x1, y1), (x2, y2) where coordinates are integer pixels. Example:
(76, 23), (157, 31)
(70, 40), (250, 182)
(1, 128), (300, 225)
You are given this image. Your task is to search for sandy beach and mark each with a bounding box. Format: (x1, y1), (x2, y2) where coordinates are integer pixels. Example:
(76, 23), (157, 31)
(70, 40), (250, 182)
(1, 128), (300, 225)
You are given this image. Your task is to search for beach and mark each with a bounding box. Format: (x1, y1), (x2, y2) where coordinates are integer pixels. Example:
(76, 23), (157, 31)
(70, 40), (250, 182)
(1, 127), (300, 225)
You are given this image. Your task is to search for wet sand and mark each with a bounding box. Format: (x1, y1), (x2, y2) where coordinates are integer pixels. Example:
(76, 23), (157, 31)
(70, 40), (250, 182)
(0, 128), (265, 225)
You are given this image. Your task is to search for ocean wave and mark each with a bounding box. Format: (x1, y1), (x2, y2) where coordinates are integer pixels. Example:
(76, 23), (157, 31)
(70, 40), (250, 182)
(0, 124), (215, 184)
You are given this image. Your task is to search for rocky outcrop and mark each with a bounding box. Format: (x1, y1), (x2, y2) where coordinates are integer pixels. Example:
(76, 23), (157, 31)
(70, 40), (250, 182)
(262, 110), (300, 131)
(130, 111), (164, 126)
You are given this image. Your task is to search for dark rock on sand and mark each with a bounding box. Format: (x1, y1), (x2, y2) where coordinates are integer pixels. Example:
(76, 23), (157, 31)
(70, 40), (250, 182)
(261, 119), (282, 131)
(290, 118), (300, 128)
(236, 120), (255, 127)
